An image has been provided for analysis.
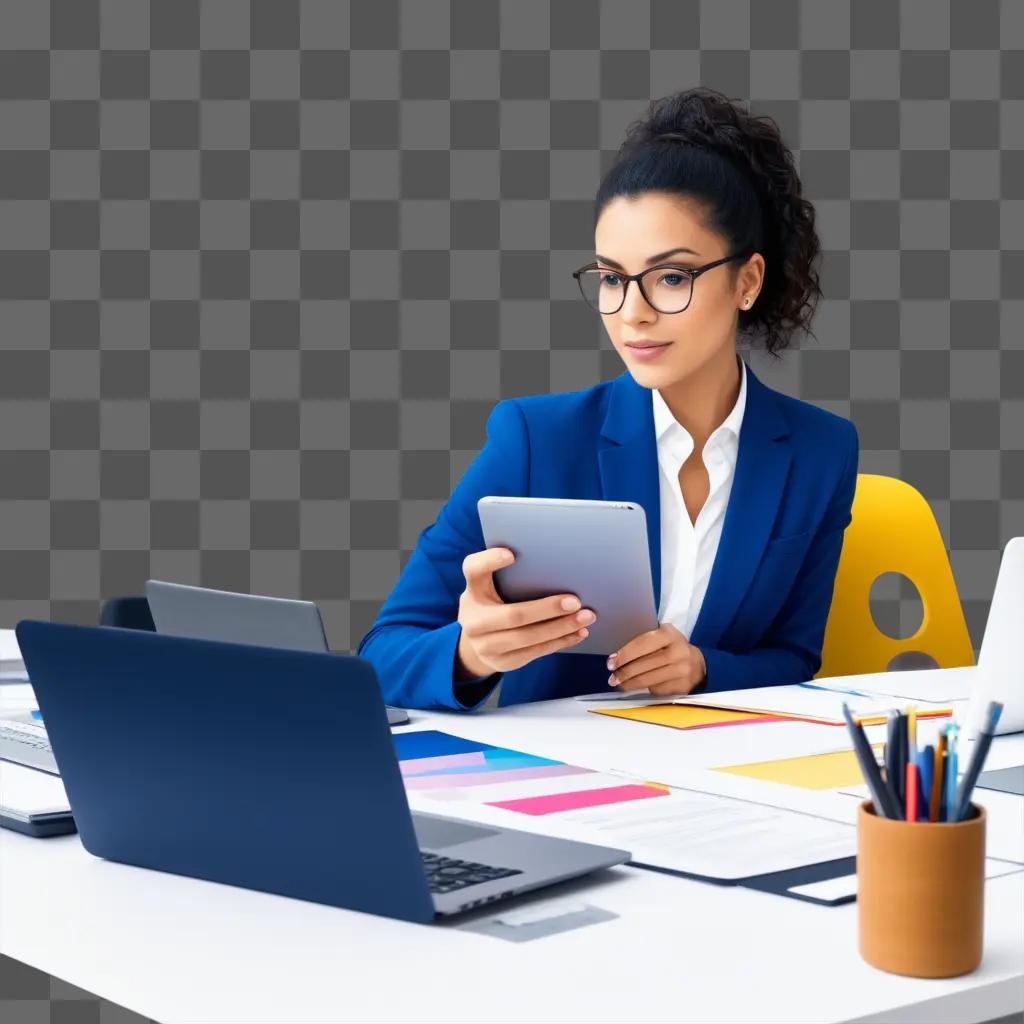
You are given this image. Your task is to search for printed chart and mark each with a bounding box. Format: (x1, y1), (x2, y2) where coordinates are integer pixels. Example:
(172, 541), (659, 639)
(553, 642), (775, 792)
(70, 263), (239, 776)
(393, 730), (668, 815)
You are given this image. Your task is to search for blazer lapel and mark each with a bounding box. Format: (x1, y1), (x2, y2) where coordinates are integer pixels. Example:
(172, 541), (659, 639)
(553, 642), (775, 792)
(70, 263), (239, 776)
(689, 363), (791, 648)
(597, 370), (663, 610)
(597, 362), (792, 650)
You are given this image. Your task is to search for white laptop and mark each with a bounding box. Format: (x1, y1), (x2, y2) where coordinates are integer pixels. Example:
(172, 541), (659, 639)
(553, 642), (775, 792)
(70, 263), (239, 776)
(960, 536), (1024, 740)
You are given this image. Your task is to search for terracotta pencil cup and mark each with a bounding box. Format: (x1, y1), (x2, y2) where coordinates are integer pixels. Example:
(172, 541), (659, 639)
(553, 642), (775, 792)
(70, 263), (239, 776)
(857, 799), (985, 978)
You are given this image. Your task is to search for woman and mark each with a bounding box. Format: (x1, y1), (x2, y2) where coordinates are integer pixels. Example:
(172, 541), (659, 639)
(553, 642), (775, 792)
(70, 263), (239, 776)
(357, 87), (859, 711)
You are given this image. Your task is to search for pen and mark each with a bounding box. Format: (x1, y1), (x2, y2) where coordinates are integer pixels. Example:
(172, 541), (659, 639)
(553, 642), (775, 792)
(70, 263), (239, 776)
(944, 723), (960, 824)
(917, 745), (933, 822)
(895, 710), (908, 809)
(905, 760), (919, 822)
(953, 701), (1004, 822)
(906, 705), (918, 819)
(930, 732), (946, 822)
(884, 710), (902, 814)
(843, 702), (902, 820)
(937, 747), (949, 822)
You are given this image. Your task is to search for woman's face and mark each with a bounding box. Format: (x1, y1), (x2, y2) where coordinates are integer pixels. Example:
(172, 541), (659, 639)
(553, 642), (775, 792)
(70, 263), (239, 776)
(592, 191), (762, 387)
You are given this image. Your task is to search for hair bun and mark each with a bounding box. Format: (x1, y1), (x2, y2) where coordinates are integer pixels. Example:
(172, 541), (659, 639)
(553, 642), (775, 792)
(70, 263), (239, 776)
(639, 95), (766, 196)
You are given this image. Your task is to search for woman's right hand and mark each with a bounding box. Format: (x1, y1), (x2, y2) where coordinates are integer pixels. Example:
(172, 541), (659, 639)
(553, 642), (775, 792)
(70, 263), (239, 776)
(454, 547), (596, 680)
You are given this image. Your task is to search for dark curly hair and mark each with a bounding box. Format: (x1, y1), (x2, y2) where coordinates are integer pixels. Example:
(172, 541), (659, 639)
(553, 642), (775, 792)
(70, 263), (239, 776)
(594, 87), (822, 358)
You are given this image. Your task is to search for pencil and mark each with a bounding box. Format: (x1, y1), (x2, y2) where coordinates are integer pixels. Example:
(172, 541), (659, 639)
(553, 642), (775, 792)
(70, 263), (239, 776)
(945, 725), (959, 823)
(930, 732), (946, 822)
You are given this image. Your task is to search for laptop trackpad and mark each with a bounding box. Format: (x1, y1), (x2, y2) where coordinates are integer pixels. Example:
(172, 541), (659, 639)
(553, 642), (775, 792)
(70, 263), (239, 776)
(412, 814), (500, 849)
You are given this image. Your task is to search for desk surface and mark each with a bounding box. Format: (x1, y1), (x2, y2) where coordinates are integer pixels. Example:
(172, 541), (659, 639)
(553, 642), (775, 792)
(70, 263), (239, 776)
(1, 683), (1023, 1024)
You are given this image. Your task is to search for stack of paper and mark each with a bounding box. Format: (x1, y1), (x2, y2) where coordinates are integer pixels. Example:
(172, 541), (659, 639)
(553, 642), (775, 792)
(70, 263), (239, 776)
(395, 730), (670, 815)
(396, 731), (857, 883)
(591, 704), (796, 732)
(0, 761), (71, 824)
(800, 668), (974, 703)
(0, 628), (27, 682)
(673, 684), (954, 727)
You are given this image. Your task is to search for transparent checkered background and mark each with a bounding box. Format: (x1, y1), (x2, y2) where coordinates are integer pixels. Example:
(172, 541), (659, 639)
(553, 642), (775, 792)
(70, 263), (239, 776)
(1, 0), (1023, 1018)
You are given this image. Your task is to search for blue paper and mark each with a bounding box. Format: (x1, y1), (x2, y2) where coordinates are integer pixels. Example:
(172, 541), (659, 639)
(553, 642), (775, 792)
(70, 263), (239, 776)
(391, 729), (499, 761)
(402, 750), (565, 777)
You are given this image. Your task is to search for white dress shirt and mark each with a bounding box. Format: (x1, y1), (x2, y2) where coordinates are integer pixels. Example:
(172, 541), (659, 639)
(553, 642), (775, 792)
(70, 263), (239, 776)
(653, 357), (747, 639)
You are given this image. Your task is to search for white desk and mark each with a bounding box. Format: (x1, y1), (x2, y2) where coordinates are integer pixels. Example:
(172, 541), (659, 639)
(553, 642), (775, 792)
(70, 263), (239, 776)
(1, 683), (1023, 1024)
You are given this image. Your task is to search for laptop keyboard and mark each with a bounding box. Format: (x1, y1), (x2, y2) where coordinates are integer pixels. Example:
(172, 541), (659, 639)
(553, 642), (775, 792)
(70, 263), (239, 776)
(420, 851), (522, 894)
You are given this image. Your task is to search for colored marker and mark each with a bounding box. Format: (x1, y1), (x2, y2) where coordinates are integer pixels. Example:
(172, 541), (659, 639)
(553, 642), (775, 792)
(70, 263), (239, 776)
(842, 702), (901, 819)
(945, 724), (959, 823)
(931, 733), (946, 822)
(917, 745), (933, 822)
(953, 701), (1004, 822)
(884, 711), (902, 811)
(905, 760), (919, 822)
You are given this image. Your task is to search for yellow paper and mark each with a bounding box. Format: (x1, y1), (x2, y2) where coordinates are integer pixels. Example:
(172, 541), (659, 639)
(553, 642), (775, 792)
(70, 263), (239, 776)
(714, 744), (885, 791)
(591, 704), (777, 730)
(660, 700), (952, 728)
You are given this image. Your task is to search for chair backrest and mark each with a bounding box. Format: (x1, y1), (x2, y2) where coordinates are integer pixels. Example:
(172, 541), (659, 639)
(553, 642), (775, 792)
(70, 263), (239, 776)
(816, 474), (975, 678)
(98, 595), (156, 632)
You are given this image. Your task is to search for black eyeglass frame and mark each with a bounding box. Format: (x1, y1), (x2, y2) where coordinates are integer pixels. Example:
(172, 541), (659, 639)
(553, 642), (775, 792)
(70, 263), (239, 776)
(572, 251), (752, 315)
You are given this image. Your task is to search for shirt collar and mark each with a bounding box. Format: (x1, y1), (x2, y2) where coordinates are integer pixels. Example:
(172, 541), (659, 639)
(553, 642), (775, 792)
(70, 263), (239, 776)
(652, 356), (747, 446)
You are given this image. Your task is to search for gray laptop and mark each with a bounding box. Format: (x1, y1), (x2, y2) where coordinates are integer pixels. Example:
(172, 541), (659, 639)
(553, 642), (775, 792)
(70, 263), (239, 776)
(145, 579), (410, 726)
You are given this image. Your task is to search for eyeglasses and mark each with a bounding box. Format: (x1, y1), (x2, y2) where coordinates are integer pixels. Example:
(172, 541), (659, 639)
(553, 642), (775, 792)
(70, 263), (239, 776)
(572, 252), (750, 315)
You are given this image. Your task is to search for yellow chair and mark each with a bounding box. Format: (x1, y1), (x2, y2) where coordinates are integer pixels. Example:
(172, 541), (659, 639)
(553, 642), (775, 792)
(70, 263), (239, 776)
(816, 474), (975, 678)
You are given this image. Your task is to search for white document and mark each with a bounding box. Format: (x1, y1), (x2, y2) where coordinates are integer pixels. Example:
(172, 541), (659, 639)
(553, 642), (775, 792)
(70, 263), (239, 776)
(551, 787), (858, 879)
(788, 874), (859, 901)
(576, 672), (968, 706)
(0, 761), (70, 820)
(672, 684), (934, 724)
(803, 668), (974, 704)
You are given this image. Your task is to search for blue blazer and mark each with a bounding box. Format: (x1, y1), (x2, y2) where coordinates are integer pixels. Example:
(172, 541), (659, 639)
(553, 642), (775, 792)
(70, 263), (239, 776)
(356, 360), (860, 711)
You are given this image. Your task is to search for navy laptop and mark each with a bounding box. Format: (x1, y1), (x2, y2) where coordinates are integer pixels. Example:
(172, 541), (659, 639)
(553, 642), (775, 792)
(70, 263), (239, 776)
(15, 620), (627, 923)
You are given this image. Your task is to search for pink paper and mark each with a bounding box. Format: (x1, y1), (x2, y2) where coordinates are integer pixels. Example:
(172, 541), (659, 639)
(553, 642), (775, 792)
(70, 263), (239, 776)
(487, 783), (668, 816)
(399, 751), (487, 776)
(404, 762), (591, 791)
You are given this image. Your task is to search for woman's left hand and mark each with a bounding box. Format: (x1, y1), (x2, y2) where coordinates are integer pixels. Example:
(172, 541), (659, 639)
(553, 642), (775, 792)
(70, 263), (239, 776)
(606, 623), (707, 696)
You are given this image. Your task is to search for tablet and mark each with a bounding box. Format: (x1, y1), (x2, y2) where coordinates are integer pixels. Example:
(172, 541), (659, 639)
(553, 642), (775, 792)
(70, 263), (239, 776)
(477, 496), (659, 657)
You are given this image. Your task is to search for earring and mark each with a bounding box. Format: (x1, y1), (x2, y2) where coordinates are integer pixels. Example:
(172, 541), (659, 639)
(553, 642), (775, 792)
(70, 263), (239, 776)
(742, 297), (751, 308)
